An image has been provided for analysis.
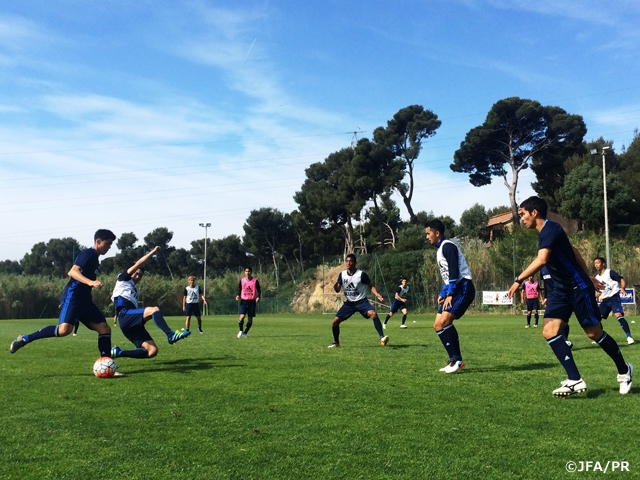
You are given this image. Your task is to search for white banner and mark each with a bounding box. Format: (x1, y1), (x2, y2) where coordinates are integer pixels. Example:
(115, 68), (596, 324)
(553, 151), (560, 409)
(483, 291), (514, 305)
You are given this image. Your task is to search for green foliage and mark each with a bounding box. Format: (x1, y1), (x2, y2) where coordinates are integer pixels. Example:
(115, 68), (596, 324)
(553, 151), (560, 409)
(452, 97), (586, 221)
(395, 223), (429, 251)
(626, 225), (640, 247)
(488, 226), (540, 287)
(20, 237), (84, 277)
(0, 259), (22, 274)
(487, 205), (510, 217)
(558, 163), (633, 230)
(3, 316), (640, 479)
(373, 105), (441, 222)
(458, 203), (489, 240)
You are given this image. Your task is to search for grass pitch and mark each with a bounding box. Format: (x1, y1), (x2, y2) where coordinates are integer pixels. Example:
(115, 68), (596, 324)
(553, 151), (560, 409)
(2, 314), (639, 479)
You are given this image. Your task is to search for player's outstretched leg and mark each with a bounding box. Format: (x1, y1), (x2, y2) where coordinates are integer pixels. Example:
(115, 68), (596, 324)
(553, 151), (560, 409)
(168, 329), (191, 345)
(9, 335), (28, 353)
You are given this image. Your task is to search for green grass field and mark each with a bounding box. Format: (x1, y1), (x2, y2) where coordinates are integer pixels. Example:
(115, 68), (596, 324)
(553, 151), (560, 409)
(2, 314), (639, 479)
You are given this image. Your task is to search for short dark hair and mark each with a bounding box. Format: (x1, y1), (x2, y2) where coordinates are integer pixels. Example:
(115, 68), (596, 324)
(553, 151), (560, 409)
(519, 196), (548, 218)
(95, 229), (116, 241)
(594, 257), (606, 266)
(425, 219), (445, 236)
(346, 253), (357, 262)
(244, 266), (253, 273)
(401, 277), (407, 282)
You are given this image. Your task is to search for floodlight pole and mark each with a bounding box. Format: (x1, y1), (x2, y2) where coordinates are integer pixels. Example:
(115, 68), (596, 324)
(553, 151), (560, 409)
(601, 147), (611, 268)
(199, 222), (211, 314)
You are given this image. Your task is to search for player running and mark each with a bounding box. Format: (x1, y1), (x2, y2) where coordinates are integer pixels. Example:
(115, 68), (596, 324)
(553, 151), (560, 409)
(594, 257), (635, 345)
(508, 196), (632, 396)
(383, 277), (410, 329)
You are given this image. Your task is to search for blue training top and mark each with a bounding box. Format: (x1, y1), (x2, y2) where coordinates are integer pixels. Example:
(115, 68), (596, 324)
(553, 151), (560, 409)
(63, 248), (100, 301)
(538, 220), (590, 294)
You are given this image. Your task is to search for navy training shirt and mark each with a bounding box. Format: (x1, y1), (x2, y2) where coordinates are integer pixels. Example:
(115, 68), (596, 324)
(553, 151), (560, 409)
(64, 247), (100, 301)
(538, 220), (590, 294)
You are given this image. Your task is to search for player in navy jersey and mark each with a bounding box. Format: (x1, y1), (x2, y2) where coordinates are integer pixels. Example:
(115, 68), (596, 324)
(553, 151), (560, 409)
(110, 246), (191, 360)
(425, 219), (476, 374)
(541, 266), (572, 348)
(10, 230), (117, 362)
(328, 253), (388, 348)
(508, 196), (632, 396)
(383, 278), (409, 329)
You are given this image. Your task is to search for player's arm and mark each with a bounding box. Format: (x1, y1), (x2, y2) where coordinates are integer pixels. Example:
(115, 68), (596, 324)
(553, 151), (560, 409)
(235, 281), (241, 301)
(68, 265), (102, 289)
(333, 274), (342, 293)
(508, 248), (550, 298)
(127, 246), (160, 275)
(255, 279), (261, 303)
(369, 284), (383, 302)
(182, 288), (187, 310)
(610, 270), (626, 290)
(201, 292), (208, 305)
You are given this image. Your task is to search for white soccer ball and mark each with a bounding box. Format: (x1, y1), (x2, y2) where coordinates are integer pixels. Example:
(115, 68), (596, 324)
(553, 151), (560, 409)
(93, 356), (117, 378)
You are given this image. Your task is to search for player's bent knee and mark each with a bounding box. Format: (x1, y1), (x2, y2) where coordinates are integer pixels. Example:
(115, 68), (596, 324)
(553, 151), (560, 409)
(58, 323), (74, 336)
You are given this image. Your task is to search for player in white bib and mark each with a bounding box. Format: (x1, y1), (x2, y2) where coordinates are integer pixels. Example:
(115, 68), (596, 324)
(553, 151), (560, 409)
(594, 257), (634, 345)
(110, 246), (191, 360)
(425, 219), (475, 374)
(328, 253), (388, 348)
(383, 278), (410, 329)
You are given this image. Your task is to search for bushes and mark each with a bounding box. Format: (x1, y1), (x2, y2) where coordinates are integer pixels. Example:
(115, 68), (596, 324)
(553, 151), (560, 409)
(4, 235), (640, 319)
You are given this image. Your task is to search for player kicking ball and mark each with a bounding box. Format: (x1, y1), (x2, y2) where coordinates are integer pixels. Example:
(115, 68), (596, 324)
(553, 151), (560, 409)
(110, 246), (190, 360)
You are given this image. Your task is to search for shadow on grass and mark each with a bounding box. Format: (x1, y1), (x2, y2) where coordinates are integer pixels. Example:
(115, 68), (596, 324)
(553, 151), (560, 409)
(120, 356), (245, 375)
(469, 362), (558, 373)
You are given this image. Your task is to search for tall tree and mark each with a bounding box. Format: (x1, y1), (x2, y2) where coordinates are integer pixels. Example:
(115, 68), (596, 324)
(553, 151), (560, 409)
(458, 203), (490, 241)
(21, 237), (82, 276)
(558, 163), (632, 231)
(373, 105), (441, 223)
(143, 228), (176, 278)
(243, 208), (294, 287)
(351, 138), (405, 249)
(294, 148), (366, 254)
(451, 97), (586, 224)
(618, 129), (640, 224)
(0, 259), (23, 275)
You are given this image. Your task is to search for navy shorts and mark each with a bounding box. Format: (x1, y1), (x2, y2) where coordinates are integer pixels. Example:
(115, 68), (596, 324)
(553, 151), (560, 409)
(390, 299), (406, 314)
(437, 279), (475, 319)
(544, 287), (601, 327)
(336, 299), (375, 320)
(118, 308), (153, 347)
(599, 294), (624, 319)
(239, 299), (257, 317)
(185, 303), (201, 317)
(59, 298), (106, 327)
(526, 298), (540, 311)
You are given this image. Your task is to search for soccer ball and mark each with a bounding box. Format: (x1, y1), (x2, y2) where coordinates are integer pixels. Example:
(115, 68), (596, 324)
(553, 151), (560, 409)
(93, 356), (117, 378)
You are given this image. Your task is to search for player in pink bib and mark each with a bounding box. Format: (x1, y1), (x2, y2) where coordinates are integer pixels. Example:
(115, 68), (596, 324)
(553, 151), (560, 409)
(520, 276), (540, 327)
(235, 267), (261, 338)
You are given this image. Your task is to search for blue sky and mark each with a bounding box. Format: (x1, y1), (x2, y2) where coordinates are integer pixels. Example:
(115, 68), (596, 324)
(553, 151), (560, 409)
(1, 0), (639, 260)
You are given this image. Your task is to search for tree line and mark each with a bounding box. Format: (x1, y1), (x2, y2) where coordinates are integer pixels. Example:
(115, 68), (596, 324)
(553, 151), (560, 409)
(2, 98), (640, 284)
